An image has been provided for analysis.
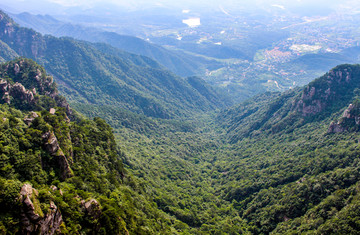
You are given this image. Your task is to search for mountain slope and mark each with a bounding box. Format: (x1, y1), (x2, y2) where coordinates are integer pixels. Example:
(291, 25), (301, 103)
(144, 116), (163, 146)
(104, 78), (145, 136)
(74, 63), (360, 234)
(0, 58), (179, 234)
(10, 11), (222, 77)
(0, 10), (229, 119)
(0, 39), (18, 62)
(210, 64), (360, 233)
(218, 64), (360, 142)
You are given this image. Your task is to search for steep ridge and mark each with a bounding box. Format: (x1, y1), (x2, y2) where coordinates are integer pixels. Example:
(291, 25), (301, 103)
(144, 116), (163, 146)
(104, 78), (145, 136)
(10, 11), (221, 77)
(219, 64), (360, 142)
(0, 58), (178, 234)
(0, 10), (229, 119)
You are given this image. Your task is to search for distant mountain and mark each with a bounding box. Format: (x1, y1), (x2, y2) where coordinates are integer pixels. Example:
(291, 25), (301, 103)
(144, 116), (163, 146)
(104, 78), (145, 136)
(9, 11), (222, 77)
(0, 10), (230, 119)
(0, 39), (18, 63)
(288, 52), (356, 71)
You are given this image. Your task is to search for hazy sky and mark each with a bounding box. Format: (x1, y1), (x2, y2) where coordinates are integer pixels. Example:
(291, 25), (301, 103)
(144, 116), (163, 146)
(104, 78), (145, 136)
(0, 0), (355, 15)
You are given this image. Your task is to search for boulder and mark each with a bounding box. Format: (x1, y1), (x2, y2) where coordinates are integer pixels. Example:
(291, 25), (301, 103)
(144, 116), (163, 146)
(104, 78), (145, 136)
(84, 199), (101, 219)
(23, 112), (39, 126)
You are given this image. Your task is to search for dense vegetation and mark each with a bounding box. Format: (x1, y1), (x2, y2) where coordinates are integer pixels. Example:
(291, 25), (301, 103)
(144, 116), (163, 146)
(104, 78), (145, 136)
(0, 59), (180, 234)
(1, 10), (360, 235)
(72, 65), (360, 234)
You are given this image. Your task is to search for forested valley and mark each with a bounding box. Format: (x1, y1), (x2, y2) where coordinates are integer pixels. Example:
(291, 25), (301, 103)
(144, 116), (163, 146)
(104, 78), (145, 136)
(0, 9), (360, 235)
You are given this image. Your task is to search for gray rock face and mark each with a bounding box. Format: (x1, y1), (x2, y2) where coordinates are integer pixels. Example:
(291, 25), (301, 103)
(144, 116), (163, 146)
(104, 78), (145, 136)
(328, 103), (360, 133)
(295, 67), (353, 117)
(0, 79), (35, 105)
(328, 121), (345, 133)
(19, 184), (63, 235)
(42, 131), (73, 179)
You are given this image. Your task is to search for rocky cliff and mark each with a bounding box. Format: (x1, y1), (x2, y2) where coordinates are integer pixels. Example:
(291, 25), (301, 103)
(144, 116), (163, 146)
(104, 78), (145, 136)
(0, 58), (72, 115)
(328, 102), (360, 133)
(41, 130), (73, 179)
(294, 65), (358, 117)
(19, 184), (63, 235)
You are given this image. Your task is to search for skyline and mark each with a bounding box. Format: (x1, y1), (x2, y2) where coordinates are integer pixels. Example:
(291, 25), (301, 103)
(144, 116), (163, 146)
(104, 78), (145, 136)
(1, 0), (357, 15)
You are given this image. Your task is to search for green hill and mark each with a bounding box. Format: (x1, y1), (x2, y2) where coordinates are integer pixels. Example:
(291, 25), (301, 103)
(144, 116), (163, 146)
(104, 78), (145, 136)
(9, 11), (222, 77)
(0, 10), (229, 119)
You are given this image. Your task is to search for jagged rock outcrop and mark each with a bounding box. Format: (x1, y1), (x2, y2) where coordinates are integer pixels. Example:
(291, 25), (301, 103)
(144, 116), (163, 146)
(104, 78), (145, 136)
(328, 103), (360, 133)
(0, 59), (73, 117)
(0, 79), (10, 103)
(294, 66), (355, 117)
(10, 82), (35, 103)
(328, 121), (345, 133)
(42, 131), (73, 179)
(19, 184), (63, 235)
(0, 79), (35, 105)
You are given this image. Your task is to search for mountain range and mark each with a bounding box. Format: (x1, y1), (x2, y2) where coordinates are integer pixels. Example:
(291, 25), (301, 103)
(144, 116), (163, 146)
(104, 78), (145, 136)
(0, 10), (230, 119)
(9, 11), (222, 78)
(0, 8), (360, 234)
